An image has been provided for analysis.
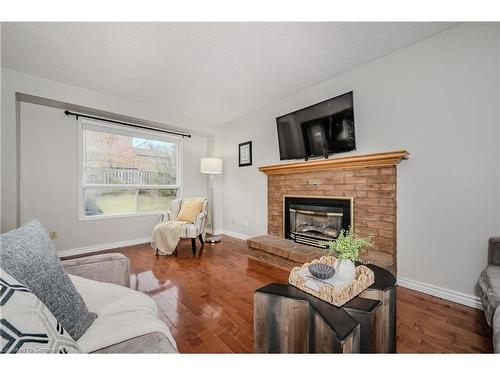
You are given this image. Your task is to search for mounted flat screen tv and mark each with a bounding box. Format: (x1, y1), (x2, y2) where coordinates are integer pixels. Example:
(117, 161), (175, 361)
(276, 91), (355, 160)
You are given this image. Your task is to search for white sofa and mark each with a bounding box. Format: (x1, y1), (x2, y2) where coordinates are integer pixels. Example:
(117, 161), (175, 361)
(61, 253), (177, 353)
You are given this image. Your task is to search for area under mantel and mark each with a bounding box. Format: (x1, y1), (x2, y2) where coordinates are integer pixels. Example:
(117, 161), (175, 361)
(259, 150), (410, 175)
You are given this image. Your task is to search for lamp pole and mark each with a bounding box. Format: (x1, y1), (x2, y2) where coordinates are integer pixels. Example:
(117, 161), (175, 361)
(206, 173), (220, 243)
(200, 157), (222, 243)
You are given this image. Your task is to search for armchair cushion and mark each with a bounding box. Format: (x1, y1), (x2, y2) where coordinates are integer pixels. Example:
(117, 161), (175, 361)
(176, 200), (203, 223)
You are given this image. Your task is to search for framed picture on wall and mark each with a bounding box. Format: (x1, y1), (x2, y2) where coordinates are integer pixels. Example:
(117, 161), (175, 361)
(238, 141), (252, 167)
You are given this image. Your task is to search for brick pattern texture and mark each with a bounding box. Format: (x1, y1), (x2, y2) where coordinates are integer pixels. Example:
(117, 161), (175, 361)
(267, 166), (397, 272)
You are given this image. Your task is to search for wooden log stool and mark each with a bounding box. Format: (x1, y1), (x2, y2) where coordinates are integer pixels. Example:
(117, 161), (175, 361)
(253, 264), (396, 353)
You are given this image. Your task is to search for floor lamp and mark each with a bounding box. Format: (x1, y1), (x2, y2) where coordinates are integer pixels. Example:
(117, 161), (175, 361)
(200, 157), (223, 243)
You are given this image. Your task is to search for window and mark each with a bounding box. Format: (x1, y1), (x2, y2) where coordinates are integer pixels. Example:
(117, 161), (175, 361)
(78, 119), (181, 219)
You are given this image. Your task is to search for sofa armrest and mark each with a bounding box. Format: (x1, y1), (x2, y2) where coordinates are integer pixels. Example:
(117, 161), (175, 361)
(489, 237), (500, 266)
(61, 253), (130, 287)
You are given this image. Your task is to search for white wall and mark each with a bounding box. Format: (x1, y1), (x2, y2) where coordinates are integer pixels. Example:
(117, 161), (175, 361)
(1, 68), (214, 252)
(215, 23), (500, 302)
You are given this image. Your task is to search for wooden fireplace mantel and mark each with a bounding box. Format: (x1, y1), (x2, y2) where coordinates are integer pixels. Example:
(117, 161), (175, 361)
(259, 150), (409, 175)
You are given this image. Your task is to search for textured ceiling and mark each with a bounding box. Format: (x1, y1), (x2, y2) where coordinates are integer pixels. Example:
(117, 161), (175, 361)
(1, 22), (456, 128)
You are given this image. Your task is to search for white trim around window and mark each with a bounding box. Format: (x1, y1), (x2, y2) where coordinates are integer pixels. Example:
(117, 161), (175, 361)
(77, 118), (183, 221)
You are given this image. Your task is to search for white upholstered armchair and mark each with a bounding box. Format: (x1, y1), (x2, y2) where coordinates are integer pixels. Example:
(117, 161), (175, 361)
(160, 198), (208, 255)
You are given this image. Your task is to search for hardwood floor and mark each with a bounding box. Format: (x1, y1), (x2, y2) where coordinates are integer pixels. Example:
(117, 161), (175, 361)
(109, 235), (492, 353)
(397, 287), (492, 353)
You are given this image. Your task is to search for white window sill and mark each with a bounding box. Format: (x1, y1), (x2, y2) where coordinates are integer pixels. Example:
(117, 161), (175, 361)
(78, 211), (163, 222)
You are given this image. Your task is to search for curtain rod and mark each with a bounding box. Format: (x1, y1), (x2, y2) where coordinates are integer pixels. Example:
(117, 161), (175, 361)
(64, 110), (191, 138)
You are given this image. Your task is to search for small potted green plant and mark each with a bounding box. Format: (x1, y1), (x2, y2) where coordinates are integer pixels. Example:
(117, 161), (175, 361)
(321, 229), (373, 283)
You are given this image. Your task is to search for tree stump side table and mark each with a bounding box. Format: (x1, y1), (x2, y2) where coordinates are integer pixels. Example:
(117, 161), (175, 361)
(253, 264), (396, 353)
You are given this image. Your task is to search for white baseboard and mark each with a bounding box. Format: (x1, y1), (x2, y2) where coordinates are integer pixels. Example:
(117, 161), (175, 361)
(58, 236), (151, 258)
(397, 276), (483, 310)
(212, 229), (251, 241)
(221, 230), (251, 241)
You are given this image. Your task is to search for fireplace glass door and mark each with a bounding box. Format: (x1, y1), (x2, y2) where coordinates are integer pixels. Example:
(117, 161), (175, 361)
(284, 196), (353, 248)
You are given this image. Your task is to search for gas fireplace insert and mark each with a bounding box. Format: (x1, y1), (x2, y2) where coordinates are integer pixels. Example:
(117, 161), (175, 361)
(283, 196), (353, 248)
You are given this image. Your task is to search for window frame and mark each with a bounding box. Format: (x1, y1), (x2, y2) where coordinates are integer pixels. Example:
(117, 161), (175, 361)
(77, 118), (183, 221)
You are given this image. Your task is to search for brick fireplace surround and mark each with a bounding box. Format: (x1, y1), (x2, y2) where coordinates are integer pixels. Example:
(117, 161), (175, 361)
(248, 150), (409, 274)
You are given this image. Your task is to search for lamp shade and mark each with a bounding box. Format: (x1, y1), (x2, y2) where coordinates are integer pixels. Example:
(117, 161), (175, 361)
(200, 158), (223, 175)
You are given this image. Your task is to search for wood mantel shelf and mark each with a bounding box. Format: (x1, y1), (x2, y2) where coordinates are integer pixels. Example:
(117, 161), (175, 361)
(259, 150), (409, 175)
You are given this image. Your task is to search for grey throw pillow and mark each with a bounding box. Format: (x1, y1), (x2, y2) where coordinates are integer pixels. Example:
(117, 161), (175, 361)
(0, 219), (97, 340)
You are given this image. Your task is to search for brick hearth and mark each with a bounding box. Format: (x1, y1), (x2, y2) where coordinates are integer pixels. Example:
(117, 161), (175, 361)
(255, 151), (409, 274)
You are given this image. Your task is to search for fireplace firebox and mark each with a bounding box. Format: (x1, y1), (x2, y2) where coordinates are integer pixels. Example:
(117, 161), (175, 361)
(284, 196), (353, 248)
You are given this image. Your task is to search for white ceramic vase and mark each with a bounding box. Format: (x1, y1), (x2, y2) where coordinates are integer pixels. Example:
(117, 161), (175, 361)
(335, 259), (356, 284)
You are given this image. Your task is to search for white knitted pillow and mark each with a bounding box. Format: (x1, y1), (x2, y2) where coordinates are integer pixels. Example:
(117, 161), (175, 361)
(0, 269), (81, 354)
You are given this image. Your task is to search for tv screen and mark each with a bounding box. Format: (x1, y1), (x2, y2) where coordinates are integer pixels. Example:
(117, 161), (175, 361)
(276, 91), (355, 160)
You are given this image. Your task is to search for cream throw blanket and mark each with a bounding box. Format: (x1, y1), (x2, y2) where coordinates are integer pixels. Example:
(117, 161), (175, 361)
(151, 220), (186, 255)
(70, 275), (178, 352)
